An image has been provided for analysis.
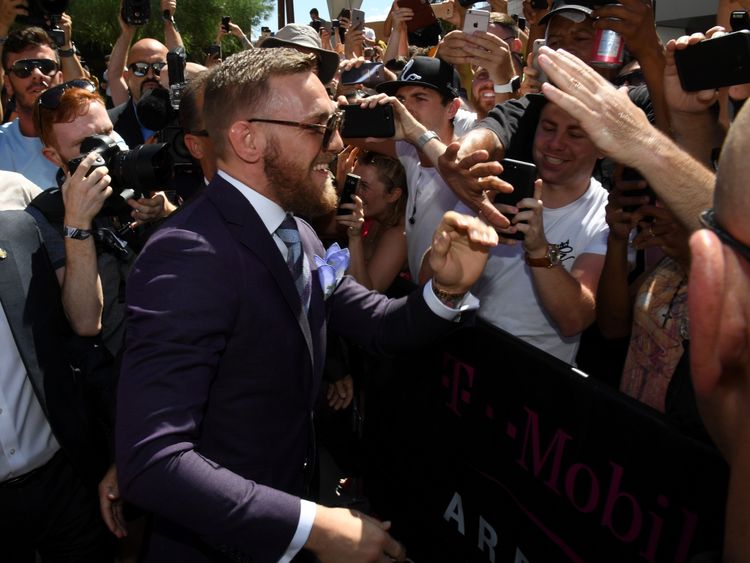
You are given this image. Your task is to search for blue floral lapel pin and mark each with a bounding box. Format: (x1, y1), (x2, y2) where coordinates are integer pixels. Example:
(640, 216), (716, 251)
(314, 243), (350, 300)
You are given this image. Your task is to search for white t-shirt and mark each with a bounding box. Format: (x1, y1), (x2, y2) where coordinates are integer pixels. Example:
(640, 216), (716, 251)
(457, 178), (609, 364)
(454, 107), (478, 138)
(0, 170), (42, 210)
(0, 119), (59, 190)
(396, 140), (459, 280)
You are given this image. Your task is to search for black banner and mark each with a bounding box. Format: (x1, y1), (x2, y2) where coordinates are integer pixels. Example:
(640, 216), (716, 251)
(364, 322), (728, 562)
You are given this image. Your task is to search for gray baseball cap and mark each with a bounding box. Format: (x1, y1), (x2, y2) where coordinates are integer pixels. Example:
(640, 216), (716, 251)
(539, 0), (595, 25)
(260, 23), (339, 85)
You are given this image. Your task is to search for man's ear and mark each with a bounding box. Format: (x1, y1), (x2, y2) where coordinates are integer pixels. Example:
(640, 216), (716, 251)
(4, 74), (14, 98)
(183, 133), (205, 160)
(447, 97), (461, 120)
(227, 120), (263, 164)
(385, 186), (403, 204)
(689, 229), (727, 397)
(42, 146), (64, 169)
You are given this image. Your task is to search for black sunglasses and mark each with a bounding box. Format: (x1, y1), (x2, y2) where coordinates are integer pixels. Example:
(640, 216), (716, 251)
(700, 208), (750, 263)
(128, 61), (167, 77)
(35, 79), (97, 135)
(7, 58), (58, 78)
(246, 111), (344, 150)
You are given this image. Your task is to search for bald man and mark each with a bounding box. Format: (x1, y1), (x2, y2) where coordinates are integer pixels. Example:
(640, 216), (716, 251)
(688, 102), (750, 563)
(108, 38), (170, 148)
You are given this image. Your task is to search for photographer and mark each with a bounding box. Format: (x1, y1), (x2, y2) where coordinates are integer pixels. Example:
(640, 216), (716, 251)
(0, 2), (86, 88)
(29, 80), (174, 357)
(107, 0), (182, 141)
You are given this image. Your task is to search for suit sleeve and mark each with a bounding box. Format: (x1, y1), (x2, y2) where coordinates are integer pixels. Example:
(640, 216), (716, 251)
(115, 227), (300, 562)
(326, 275), (461, 356)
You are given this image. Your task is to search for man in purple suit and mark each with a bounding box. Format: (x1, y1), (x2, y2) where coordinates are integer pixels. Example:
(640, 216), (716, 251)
(115, 48), (498, 562)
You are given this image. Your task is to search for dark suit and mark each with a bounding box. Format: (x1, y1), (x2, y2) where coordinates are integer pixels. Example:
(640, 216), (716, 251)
(116, 175), (455, 562)
(0, 211), (111, 560)
(108, 99), (145, 149)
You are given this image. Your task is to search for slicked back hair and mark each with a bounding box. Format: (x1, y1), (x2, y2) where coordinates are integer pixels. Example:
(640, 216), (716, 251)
(203, 48), (317, 157)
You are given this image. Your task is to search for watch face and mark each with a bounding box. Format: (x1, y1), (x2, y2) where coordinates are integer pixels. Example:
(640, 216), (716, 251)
(548, 244), (562, 264)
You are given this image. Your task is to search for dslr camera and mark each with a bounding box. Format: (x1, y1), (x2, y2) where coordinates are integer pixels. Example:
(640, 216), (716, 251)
(67, 134), (173, 216)
(17, 0), (68, 46)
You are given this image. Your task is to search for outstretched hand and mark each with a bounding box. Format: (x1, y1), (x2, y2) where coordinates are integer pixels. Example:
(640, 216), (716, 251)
(429, 211), (498, 294)
(437, 139), (510, 229)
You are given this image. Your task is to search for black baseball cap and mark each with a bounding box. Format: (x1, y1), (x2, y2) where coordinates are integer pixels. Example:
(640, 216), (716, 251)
(539, 0), (596, 25)
(376, 56), (460, 99)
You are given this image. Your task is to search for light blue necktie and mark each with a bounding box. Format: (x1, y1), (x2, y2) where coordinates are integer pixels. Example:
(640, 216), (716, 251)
(276, 214), (312, 313)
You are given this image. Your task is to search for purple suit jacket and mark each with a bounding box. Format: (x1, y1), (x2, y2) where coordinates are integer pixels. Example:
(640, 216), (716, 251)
(115, 175), (453, 562)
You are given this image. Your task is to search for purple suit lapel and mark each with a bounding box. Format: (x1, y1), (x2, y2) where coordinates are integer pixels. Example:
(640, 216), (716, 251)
(205, 177), (316, 372)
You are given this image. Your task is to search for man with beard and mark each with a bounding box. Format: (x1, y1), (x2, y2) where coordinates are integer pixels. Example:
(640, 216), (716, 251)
(116, 48), (497, 562)
(0, 27), (64, 188)
(108, 38), (170, 148)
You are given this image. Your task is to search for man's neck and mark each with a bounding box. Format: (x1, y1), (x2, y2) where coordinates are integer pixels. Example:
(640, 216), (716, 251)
(16, 111), (37, 138)
(541, 178), (591, 209)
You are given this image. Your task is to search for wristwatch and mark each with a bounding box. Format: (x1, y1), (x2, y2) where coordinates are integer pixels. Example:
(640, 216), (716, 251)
(493, 76), (521, 94)
(525, 244), (562, 268)
(63, 225), (94, 240)
(432, 280), (466, 308)
(416, 130), (439, 150)
(58, 45), (76, 58)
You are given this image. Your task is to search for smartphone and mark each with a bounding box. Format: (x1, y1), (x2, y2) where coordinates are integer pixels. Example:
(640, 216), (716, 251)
(674, 30), (750, 91)
(463, 9), (490, 34)
(398, 0), (438, 32)
(430, 1), (454, 20)
(205, 44), (221, 58)
(351, 8), (365, 30)
(531, 0), (548, 9)
(531, 38), (548, 85)
(730, 10), (750, 32)
(457, 0), (478, 7)
(341, 105), (396, 138)
(341, 62), (385, 86)
(122, 0), (150, 26)
(493, 159), (537, 240)
(337, 174), (360, 216)
(621, 168), (656, 213)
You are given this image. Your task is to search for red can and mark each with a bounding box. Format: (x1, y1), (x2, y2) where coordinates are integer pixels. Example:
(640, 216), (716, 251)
(590, 29), (625, 68)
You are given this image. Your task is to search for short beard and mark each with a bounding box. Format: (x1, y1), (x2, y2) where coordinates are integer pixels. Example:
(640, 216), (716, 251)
(263, 135), (338, 218)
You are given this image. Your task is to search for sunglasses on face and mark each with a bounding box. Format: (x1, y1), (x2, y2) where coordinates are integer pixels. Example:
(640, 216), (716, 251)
(7, 58), (59, 78)
(128, 61), (167, 77)
(35, 79), (98, 136)
(247, 111), (344, 151)
(700, 208), (750, 263)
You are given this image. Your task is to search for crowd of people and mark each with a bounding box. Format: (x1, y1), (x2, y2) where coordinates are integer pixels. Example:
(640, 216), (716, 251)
(0, 0), (749, 560)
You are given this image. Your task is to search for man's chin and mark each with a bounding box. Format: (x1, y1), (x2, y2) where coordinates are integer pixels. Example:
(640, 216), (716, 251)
(141, 83), (164, 96)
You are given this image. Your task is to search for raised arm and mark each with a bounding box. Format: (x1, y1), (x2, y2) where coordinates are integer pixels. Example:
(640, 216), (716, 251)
(107, 4), (136, 107)
(161, 0), (183, 50)
(538, 47), (714, 232)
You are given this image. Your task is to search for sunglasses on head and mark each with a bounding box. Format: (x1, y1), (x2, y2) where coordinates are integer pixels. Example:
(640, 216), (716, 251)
(7, 58), (59, 78)
(35, 79), (98, 136)
(128, 61), (167, 77)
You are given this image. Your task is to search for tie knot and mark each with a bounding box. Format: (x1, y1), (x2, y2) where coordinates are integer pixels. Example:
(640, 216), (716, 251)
(276, 214), (300, 247)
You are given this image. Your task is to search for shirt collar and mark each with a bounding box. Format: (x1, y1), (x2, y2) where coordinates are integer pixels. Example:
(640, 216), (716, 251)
(216, 169), (287, 235)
